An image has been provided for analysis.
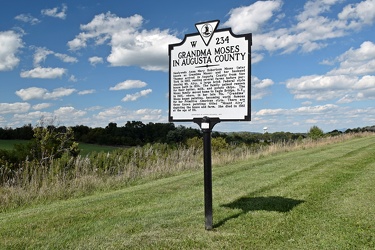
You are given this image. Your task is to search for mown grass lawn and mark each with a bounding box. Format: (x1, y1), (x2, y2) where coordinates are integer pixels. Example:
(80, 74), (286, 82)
(0, 135), (374, 249)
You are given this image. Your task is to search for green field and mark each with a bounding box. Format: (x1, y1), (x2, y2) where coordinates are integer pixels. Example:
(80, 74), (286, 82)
(0, 140), (119, 154)
(0, 135), (374, 249)
(0, 140), (29, 151)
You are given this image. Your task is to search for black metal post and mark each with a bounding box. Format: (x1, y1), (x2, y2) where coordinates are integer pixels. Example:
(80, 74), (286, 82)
(202, 126), (213, 230)
(193, 116), (220, 230)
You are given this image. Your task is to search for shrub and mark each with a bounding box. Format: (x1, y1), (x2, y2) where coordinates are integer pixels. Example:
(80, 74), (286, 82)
(308, 125), (324, 140)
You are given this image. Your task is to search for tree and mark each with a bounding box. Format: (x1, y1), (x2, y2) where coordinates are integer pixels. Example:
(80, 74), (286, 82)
(30, 118), (80, 167)
(308, 126), (324, 140)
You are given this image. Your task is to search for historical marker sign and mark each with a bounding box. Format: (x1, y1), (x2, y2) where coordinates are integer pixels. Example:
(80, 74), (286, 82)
(168, 20), (252, 230)
(169, 20), (252, 122)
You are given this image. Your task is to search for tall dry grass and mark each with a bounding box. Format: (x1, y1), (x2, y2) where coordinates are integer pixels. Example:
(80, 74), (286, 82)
(0, 132), (372, 211)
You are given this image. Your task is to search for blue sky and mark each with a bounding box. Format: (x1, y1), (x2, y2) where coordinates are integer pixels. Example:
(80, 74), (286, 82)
(0, 0), (374, 133)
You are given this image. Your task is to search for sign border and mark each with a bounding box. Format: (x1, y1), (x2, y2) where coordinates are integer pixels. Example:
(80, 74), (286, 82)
(168, 27), (252, 122)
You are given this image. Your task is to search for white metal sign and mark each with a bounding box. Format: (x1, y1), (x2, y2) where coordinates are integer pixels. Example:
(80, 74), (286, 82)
(169, 20), (252, 122)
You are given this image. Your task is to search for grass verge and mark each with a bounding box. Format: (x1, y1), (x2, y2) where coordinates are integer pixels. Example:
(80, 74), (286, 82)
(0, 134), (374, 249)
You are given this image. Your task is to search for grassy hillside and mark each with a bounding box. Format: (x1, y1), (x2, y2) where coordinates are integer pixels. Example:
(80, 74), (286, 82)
(0, 135), (374, 249)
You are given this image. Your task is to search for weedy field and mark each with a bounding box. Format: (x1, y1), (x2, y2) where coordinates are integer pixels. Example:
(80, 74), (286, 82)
(0, 134), (374, 249)
(0, 140), (120, 154)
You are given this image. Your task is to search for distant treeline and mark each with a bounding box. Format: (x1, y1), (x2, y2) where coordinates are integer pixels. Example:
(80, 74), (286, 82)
(0, 122), (374, 147)
(0, 122), (200, 146)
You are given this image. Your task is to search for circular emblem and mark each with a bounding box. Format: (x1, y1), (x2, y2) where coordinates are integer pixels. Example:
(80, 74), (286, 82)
(201, 24), (213, 37)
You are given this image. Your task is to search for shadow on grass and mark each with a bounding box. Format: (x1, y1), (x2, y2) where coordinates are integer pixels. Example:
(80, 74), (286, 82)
(215, 196), (305, 228)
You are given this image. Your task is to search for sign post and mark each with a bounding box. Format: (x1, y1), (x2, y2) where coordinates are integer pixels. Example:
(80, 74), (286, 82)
(169, 20), (252, 230)
(193, 116), (220, 230)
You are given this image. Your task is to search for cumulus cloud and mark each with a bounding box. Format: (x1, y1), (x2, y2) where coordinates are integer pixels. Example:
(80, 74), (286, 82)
(285, 75), (357, 101)
(68, 13), (143, 50)
(54, 106), (86, 118)
(0, 31), (23, 71)
(94, 106), (163, 124)
(135, 109), (163, 120)
(338, 0), (375, 28)
(15, 87), (76, 101)
(223, 0), (375, 56)
(255, 104), (340, 129)
(252, 76), (274, 99)
(54, 53), (78, 63)
(11, 107), (87, 127)
(13, 111), (52, 125)
(88, 56), (103, 66)
(328, 41), (375, 76)
(285, 41), (375, 102)
(20, 67), (66, 78)
(14, 14), (40, 25)
(222, 0), (283, 33)
(32, 103), (52, 110)
(0, 102), (30, 114)
(121, 89), (152, 102)
(33, 47), (77, 67)
(110, 80), (147, 90)
(33, 47), (53, 66)
(68, 12), (180, 71)
(41, 4), (67, 19)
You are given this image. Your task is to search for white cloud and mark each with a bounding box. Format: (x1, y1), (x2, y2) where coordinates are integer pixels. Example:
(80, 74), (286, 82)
(33, 47), (53, 66)
(251, 53), (264, 64)
(68, 13), (143, 50)
(225, 0), (375, 57)
(8, 106), (87, 128)
(44, 88), (76, 100)
(285, 41), (375, 102)
(251, 76), (274, 99)
(13, 111), (52, 125)
(69, 75), (77, 82)
(15, 87), (46, 101)
(338, 0), (375, 28)
(20, 67), (66, 78)
(78, 89), (96, 95)
(94, 106), (163, 124)
(354, 75), (375, 89)
(0, 31), (23, 71)
(15, 87), (76, 101)
(135, 109), (163, 120)
(297, 0), (342, 22)
(294, 104), (339, 114)
(54, 53), (78, 63)
(41, 4), (67, 19)
(253, 104), (342, 132)
(88, 56), (103, 66)
(286, 75), (356, 91)
(110, 80), (147, 90)
(222, 0), (283, 33)
(255, 108), (285, 116)
(32, 103), (52, 110)
(256, 104), (339, 117)
(68, 12), (180, 71)
(285, 75), (357, 101)
(0, 102), (30, 114)
(121, 89), (152, 102)
(54, 106), (86, 118)
(33, 47), (78, 67)
(302, 101), (313, 106)
(14, 14), (40, 25)
(328, 41), (375, 76)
